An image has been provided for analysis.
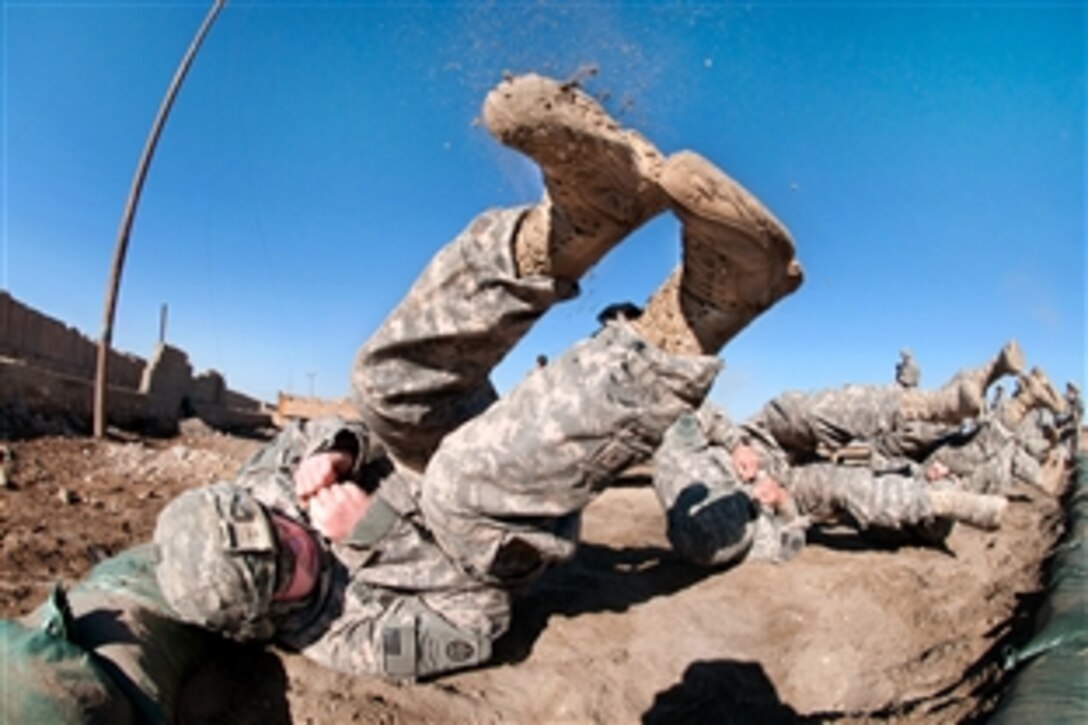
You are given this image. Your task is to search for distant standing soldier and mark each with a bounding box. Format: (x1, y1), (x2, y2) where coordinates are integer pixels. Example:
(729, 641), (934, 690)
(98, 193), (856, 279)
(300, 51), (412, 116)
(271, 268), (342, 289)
(895, 349), (921, 389)
(1056, 381), (1083, 456)
(1067, 382), (1084, 423)
(989, 383), (1006, 415)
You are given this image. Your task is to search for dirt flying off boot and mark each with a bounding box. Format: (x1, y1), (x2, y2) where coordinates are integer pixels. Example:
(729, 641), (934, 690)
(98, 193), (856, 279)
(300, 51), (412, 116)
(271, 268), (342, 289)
(633, 151), (804, 355)
(482, 74), (668, 282)
(900, 340), (1025, 425)
(928, 489), (1007, 531)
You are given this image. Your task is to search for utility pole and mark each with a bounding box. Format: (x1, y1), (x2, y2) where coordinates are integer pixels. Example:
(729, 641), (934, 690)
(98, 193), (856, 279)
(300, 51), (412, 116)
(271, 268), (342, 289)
(159, 303), (168, 344)
(93, 0), (227, 437)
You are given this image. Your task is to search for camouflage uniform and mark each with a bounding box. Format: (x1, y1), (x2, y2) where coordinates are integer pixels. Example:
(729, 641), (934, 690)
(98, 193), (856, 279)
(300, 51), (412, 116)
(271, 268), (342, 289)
(922, 420), (1035, 493)
(1057, 384), (1083, 456)
(896, 350), (921, 389)
(750, 385), (957, 464)
(654, 400), (958, 568)
(924, 381), (1072, 494)
(788, 463), (935, 531)
(652, 403), (803, 568)
(238, 208), (720, 678)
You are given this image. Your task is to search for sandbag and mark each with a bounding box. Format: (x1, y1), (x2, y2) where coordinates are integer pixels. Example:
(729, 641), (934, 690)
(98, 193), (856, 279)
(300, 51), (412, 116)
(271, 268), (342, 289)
(0, 586), (137, 724)
(4, 544), (218, 723)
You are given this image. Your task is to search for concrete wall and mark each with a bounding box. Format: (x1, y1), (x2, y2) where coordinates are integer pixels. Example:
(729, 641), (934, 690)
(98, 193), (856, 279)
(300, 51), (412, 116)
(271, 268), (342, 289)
(0, 292), (144, 387)
(0, 292), (271, 434)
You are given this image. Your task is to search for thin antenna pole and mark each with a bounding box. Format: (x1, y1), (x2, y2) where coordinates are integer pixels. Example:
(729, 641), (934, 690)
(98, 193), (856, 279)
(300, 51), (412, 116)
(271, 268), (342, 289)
(93, 0), (227, 438)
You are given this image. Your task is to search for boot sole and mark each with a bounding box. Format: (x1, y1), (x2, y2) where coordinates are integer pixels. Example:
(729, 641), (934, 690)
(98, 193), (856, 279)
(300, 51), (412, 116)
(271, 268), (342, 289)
(660, 151), (802, 311)
(999, 340), (1025, 376)
(482, 74), (665, 227)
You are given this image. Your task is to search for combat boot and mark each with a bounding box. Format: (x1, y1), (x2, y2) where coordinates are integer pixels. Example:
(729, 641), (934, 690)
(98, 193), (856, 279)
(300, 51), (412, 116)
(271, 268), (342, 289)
(953, 339), (1025, 411)
(1000, 375), (1040, 427)
(987, 340), (1026, 388)
(632, 151), (803, 355)
(928, 489), (1007, 531)
(482, 73), (667, 281)
(1025, 367), (1067, 415)
(1001, 368), (1066, 427)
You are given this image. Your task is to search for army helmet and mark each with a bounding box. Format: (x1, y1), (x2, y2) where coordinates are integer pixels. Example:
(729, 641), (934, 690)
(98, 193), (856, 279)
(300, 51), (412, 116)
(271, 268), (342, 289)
(153, 482), (282, 641)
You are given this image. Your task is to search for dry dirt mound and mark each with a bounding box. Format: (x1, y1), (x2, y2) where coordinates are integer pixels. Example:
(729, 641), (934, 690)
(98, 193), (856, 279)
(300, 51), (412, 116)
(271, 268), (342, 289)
(0, 431), (1070, 723)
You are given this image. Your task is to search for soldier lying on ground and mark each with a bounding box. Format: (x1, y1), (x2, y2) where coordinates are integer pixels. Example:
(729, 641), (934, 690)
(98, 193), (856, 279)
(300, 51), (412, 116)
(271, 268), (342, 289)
(652, 350), (1078, 570)
(757, 355), (1074, 499)
(151, 72), (804, 682)
(924, 369), (1071, 494)
(652, 399), (1009, 569)
(751, 340), (1024, 466)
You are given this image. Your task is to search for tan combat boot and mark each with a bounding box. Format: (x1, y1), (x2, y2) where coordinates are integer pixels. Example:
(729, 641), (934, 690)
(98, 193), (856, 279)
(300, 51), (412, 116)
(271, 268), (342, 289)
(632, 151), (803, 355)
(1026, 367), (1067, 415)
(1001, 368), (1067, 427)
(1000, 375), (1040, 427)
(928, 489), (1007, 531)
(987, 340), (1026, 387)
(482, 74), (667, 282)
(900, 340), (1025, 425)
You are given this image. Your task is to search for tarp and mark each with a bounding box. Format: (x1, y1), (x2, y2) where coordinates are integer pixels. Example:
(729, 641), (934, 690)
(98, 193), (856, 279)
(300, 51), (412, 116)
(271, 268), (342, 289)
(990, 453), (1088, 722)
(0, 544), (215, 724)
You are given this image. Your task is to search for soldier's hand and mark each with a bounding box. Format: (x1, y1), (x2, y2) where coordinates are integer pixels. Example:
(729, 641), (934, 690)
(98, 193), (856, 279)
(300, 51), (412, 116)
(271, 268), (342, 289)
(308, 483), (371, 541)
(925, 461), (950, 483)
(295, 451), (353, 505)
(731, 444), (762, 482)
(751, 474), (790, 512)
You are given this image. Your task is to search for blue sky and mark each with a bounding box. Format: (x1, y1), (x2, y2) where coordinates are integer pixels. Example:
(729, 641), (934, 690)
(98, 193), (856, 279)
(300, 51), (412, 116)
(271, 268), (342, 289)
(3, 0), (1084, 421)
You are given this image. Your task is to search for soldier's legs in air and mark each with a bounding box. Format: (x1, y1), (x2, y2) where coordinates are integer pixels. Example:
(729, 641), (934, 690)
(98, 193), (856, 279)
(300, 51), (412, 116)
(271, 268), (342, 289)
(998, 367), (1067, 428)
(899, 341), (1024, 425)
(753, 344), (1025, 462)
(752, 386), (909, 462)
(352, 74), (666, 471)
(420, 150), (802, 586)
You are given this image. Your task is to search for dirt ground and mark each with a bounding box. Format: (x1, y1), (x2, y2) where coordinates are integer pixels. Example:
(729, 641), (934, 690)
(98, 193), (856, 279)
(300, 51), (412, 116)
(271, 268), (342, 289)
(0, 422), (1076, 723)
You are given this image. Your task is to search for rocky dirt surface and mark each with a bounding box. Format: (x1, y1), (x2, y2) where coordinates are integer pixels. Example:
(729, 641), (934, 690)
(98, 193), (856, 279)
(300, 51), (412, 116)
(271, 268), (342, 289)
(0, 424), (1075, 723)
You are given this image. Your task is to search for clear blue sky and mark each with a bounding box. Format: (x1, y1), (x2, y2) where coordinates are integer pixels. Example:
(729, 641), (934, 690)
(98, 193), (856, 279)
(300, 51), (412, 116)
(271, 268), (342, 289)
(3, 0), (1084, 421)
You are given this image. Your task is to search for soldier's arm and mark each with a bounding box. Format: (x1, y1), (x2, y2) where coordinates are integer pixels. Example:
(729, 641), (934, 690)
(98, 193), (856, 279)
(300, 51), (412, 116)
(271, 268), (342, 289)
(298, 588), (498, 681)
(233, 416), (373, 510)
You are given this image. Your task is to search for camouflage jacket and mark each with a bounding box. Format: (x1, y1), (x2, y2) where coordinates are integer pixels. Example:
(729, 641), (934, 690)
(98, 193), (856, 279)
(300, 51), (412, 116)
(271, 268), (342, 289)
(235, 417), (506, 678)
